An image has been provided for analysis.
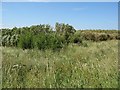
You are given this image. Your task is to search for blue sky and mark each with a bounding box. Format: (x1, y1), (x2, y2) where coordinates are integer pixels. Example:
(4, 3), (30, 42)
(2, 0), (120, 2)
(2, 2), (118, 30)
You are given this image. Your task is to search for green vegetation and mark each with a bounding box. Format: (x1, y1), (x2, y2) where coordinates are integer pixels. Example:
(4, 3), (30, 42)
(1, 23), (119, 88)
(1, 23), (120, 50)
(2, 23), (77, 50)
(2, 40), (118, 88)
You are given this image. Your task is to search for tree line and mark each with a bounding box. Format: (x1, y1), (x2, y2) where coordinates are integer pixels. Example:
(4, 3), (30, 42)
(1, 22), (120, 50)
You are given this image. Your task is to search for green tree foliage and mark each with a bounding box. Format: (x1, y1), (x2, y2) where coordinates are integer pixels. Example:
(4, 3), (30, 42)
(18, 32), (34, 49)
(1, 23), (119, 51)
(70, 32), (82, 44)
(10, 34), (19, 47)
(35, 33), (64, 51)
(55, 22), (76, 44)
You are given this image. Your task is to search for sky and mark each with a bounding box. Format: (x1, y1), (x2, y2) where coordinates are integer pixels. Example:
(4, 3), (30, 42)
(2, 2), (118, 30)
(2, 0), (120, 2)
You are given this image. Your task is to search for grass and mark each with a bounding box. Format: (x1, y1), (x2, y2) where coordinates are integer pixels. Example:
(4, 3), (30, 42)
(1, 40), (118, 88)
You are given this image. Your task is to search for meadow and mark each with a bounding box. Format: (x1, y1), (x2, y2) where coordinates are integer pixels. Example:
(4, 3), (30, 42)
(1, 23), (119, 88)
(2, 40), (118, 88)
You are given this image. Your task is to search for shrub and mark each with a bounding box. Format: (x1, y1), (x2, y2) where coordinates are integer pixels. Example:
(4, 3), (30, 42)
(2, 24), (119, 50)
(51, 34), (64, 51)
(2, 35), (8, 46)
(70, 33), (82, 44)
(106, 34), (113, 40)
(18, 32), (34, 49)
(6, 35), (11, 46)
(98, 34), (108, 41)
(10, 34), (19, 47)
(36, 33), (49, 50)
(115, 35), (120, 40)
(35, 33), (64, 51)
(81, 32), (96, 41)
(55, 22), (76, 44)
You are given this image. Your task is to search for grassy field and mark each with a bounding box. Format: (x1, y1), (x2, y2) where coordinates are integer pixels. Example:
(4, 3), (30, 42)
(1, 40), (118, 88)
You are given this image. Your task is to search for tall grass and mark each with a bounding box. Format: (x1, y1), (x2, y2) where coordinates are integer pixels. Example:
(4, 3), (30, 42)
(2, 40), (118, 88)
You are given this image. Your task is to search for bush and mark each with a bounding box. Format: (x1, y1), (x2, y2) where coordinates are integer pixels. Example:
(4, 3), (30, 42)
(6, 35), (11, 46)
(36, 33), (64, 51)
(55, 23), (76, 44)
(2, 35), (8, 46)
(36, 33), (47, 50)
(98, 34), (108, 41)
(106, 34), (113, 40)
(81, 32), (96, 41)
(18, 32), (34, 49)
(70, 34), (82, 44)
(51, 34), (64, 51)
(10, 34), (19, 47)
(116, 35), (120, 40)
(2, 24), (119, 51)
(81, 32), (114, 42)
